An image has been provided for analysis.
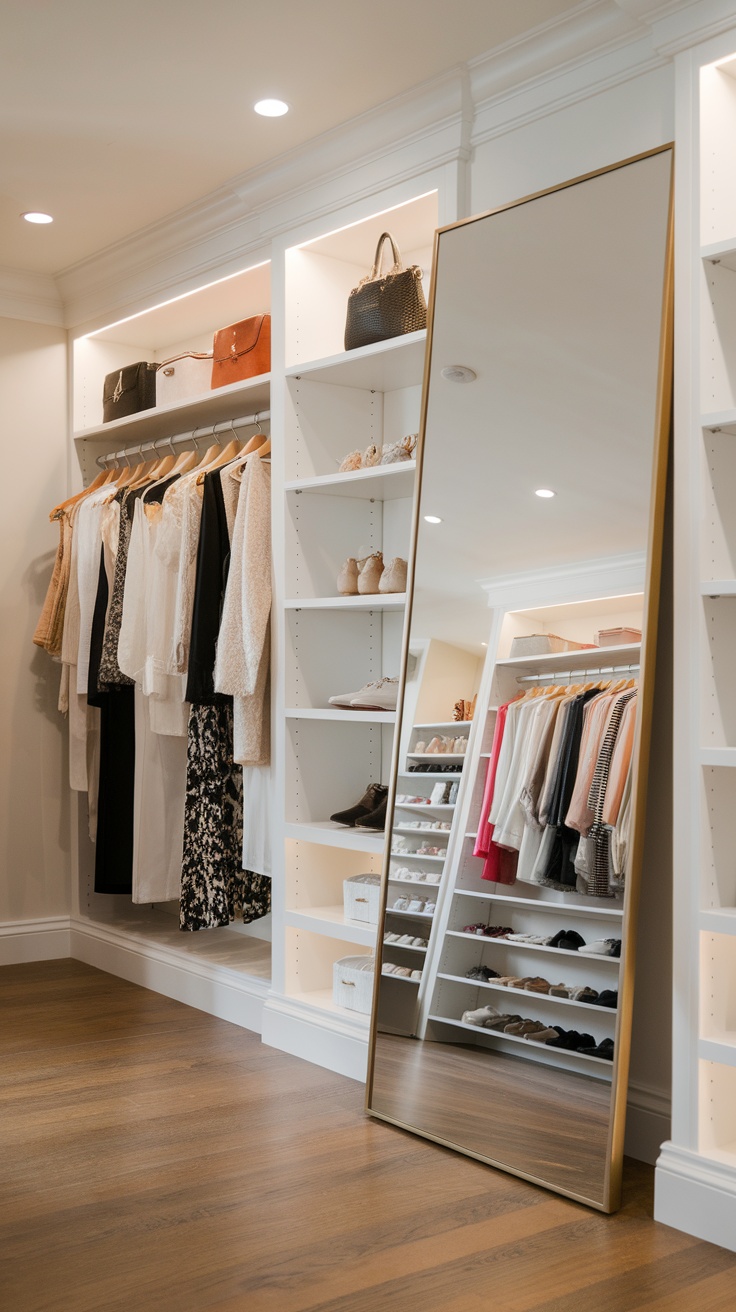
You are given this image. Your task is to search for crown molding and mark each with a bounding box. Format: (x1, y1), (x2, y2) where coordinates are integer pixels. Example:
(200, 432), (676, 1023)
(479, 551), (646, 610)
(0, 265), (64, 327)
(615, 0), (736, 54)
(55, 1), (672, 333)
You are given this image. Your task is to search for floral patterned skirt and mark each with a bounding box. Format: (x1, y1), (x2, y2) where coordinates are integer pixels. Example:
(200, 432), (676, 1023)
(180, 702), (271, 931)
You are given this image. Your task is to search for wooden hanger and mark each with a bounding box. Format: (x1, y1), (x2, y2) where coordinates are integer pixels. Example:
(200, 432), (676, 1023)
(48, 468), (110, 519)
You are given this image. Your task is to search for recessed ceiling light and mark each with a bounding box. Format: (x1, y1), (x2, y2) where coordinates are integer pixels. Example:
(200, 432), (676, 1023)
(22, 211), (53, 224)
(254, 98), (289, 117)
(535, 488), (555, 498)
(424, 515), (442, 524)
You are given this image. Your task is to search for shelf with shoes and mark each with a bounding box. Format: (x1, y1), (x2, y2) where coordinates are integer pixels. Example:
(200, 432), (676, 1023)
(284, 462), (416, 501)
(436, 972), (618, 1014)
(284, 905), (378, 948)
(284, 708), (397, 724)
(72, 260), (272, 438)
(426, 1014), (614, 1072)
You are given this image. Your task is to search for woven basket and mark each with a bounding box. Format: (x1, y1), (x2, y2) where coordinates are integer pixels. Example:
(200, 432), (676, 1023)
(343, 874), (381, 924)
(333, 955), (375, 1013)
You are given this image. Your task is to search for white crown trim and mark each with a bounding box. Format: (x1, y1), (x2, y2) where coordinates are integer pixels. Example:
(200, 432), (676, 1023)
(480, 551), (646, 610)
(0, 265), (63, 326)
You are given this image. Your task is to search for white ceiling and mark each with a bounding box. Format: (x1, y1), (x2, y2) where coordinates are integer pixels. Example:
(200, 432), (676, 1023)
(0, 0), (580, 275)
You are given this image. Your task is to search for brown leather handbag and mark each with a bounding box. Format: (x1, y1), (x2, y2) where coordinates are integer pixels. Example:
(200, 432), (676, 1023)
(211, 314), (271, 389)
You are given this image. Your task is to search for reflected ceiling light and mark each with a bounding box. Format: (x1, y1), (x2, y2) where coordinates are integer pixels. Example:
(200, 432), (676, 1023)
(254, 98), (289, 116)
(481, 642), (488, 647)
(22, 211), (53, 224)
(535, 488), (555, 498)
(441, 365), (476, 383)
(424, 515), (442, 524)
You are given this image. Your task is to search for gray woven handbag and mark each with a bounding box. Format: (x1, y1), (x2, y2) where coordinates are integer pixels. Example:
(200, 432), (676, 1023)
(344, 231), (427, 351)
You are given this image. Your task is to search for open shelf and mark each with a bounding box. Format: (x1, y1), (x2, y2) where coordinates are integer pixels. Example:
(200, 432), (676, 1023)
(383, 939), (427, 954)
(284, 594), (406, 611)
(451, 889), (624, 917)
(73, 372), (271, 445)
(285, 707), (396, 724)
(427, 1014), (614, 1068)
(285, 905), (378, 948)
(414, 721), (472, 730)
(284, 821), (385, 854)
(284, 987), (371, 1027)
(387, 907), (435, 921)
(495, 642), (641, 673)
(437, 972), (617, 1014)
(702, 237), (736, 270)
(285, 331), (427, 390)
(406, 753), (466, 764)
(702, 408), (736, 436)
(445, 929), (621, 964)
(701, 908), (736, 935)
(700, 749), (736, 768)
(398, 770), (463, 781)
(394, 802), (455, 813)
(391, 851), (446, 863)
(700, 580), (736, 596)
(700, 1038), (736, 1069)
(285, 462), (416, 501)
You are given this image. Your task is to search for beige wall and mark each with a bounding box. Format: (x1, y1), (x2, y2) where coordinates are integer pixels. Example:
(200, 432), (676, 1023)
(0, 316), (70, 922)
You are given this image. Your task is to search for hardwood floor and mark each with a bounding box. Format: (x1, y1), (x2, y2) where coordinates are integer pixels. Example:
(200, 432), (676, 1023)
(1, 961), (735, 1312)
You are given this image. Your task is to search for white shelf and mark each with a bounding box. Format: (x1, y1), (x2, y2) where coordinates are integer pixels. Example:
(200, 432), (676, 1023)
(284, 821), (384, 854)
(437, 973), (617, 1015)
(699, 1038), (736, 1069)
(700, 908), (736, 935)
(284, 988), (371, 1027)
(699, 749), (736, 768)
(702, 237), (736, 271)
(414, 721), (471, 730)
(445, 930), (621, 964)
(383, 938), (427, 954)
(701, 409), (736, 436)
(73, 372), (271, 444)
(387, 907), (435, 920)
(406, 752), (466, 763)
(381, 970), (421, 984)
(285, 462), (416, 501)
(394, 802), (455, 813)
(388, 874), (442, 888)
(427, 1014), (614, 1067)
(700, 580), (736, 596)
(451, 889), (624, 917)
(284, 594), (406, 611)
(285, 906), (378, 948)
(284, 707), (396, 724)
(391, 850), (446, 863)
(495, 643), (641, 673)
(398, 769), (462, 780)
(393, 824), (451, 836)
(285, 330), (427, 391)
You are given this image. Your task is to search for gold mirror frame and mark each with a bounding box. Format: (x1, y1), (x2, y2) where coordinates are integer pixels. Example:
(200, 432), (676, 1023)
(365, 145), (674, 1214)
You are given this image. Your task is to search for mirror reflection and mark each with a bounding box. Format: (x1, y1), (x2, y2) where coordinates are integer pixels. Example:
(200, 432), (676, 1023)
(367, 149), (673, 1212)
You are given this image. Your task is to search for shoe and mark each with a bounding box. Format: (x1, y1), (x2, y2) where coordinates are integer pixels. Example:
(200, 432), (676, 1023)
(448, 782), (459, 803)
(549, 984), (573, 998)
(463, 923), (487, 936)
(384, 933), (401, 944)
(355, 798), (388, 831)
(357, 552), (384, 594)
(379, 433), (417, 464)
(423, 871), (441, 885)
(548, 929), (586, 952)
(462, 1004), (501, 1026)
(527, 1027), (559, 1043)
(329, 677), (399, 711)
(406, 898), (426, 913)
(424, 901), (436, 914)
(330, 782), (387, 826)
(338, 449), (363, 473)
(465, 965), (500, 981)
(524, 977), (552, 993)
(337, 557), (358, 595)
(396, 934), (415, 945)
(597, 990), (618, 1008)
(391, 896), (410, 911)
(570, 986), (599, 1004)
(411, 936), (428, 948)
(582, 1038), (615, 1060)
(378, 557), (408, 594)
(430, 782), (451, 804)
(578, 938), (620, 957)
(485, 1013), (522, 1030)
(414, 740), (427, 754)
(362, 443), (381, 467)
(410, 969), (423, 980)
(425, 737), (443, 754)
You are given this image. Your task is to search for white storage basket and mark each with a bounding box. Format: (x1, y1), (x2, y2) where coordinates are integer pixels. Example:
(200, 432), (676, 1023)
(333, 955), (375, 1014)
(156, 352), (214, 405)
(510, 632), (586, 657)
(343, 873), (381, 924)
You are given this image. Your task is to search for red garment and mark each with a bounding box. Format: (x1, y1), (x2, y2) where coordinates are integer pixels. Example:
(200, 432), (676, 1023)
(473, 701), (517, 885)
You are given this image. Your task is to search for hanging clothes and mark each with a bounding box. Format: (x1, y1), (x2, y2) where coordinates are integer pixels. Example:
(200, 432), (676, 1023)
(473, 699), (518, 885)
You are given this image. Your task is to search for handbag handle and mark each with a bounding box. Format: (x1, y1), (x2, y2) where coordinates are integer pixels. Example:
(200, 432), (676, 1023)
(370, 231), (403, 279)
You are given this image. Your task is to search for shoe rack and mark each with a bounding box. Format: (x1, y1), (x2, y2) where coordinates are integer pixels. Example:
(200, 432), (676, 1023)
(266, 192), (439, 1070)
(657, 33), (736, 1249)
(411, 580), (644, 1084)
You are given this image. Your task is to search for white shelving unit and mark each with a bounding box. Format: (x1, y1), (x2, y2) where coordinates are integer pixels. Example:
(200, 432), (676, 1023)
(656, 31), (736, 1250)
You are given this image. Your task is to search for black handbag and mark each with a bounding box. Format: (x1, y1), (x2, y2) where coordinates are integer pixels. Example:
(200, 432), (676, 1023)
(344, 232), (427, 352)
(102, 361), (158, 423)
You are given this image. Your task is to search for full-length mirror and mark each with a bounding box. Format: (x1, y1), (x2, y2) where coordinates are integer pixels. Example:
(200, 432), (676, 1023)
(366, 148), (673, 1213)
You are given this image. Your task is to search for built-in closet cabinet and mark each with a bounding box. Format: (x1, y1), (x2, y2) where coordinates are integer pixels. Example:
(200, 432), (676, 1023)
(68, 183), (442, 1078)
(656, 28), (736, 1251)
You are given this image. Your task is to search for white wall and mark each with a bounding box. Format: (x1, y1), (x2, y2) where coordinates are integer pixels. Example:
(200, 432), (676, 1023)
(0, 317), (70, 930)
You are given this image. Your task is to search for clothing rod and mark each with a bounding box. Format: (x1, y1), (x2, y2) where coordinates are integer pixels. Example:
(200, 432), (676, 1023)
(95, 409), (271, 468)
(515, 662), (640, 684)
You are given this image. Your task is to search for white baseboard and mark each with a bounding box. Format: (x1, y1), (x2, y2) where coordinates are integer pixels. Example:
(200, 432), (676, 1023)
(625, 1081), (671, 1166)
(261, 993), (369, 1082)
(70, 919), (268, 1034)
(655, 1142), (736, 1252)
(0, 916), (71, 964)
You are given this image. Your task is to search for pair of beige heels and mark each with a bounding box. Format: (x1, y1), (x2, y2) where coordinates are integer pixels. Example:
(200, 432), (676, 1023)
(337, 552), (407, 596)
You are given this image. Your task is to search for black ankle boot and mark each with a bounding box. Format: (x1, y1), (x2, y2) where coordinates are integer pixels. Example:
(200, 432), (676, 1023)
(330, 783), (387, 827)
(355, 797), (387, 831)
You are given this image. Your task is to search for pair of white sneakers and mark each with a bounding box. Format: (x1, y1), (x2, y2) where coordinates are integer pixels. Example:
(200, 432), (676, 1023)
(391, 895), (437, 915)
(392, 867), (441, 884)
(329, 677), (399, 711)
(384, 932), (428, 947)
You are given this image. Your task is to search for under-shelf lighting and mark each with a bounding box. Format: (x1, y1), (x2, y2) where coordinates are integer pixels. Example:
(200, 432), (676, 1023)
(290, 191), (438, 252)
(79, 260), (270, 339)
(22, 211), (53, 224)
(254, 98), (289, 117)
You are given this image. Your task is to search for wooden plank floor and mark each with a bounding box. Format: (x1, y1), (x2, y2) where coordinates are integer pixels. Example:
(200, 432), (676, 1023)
(1, 962), (735, 1312)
